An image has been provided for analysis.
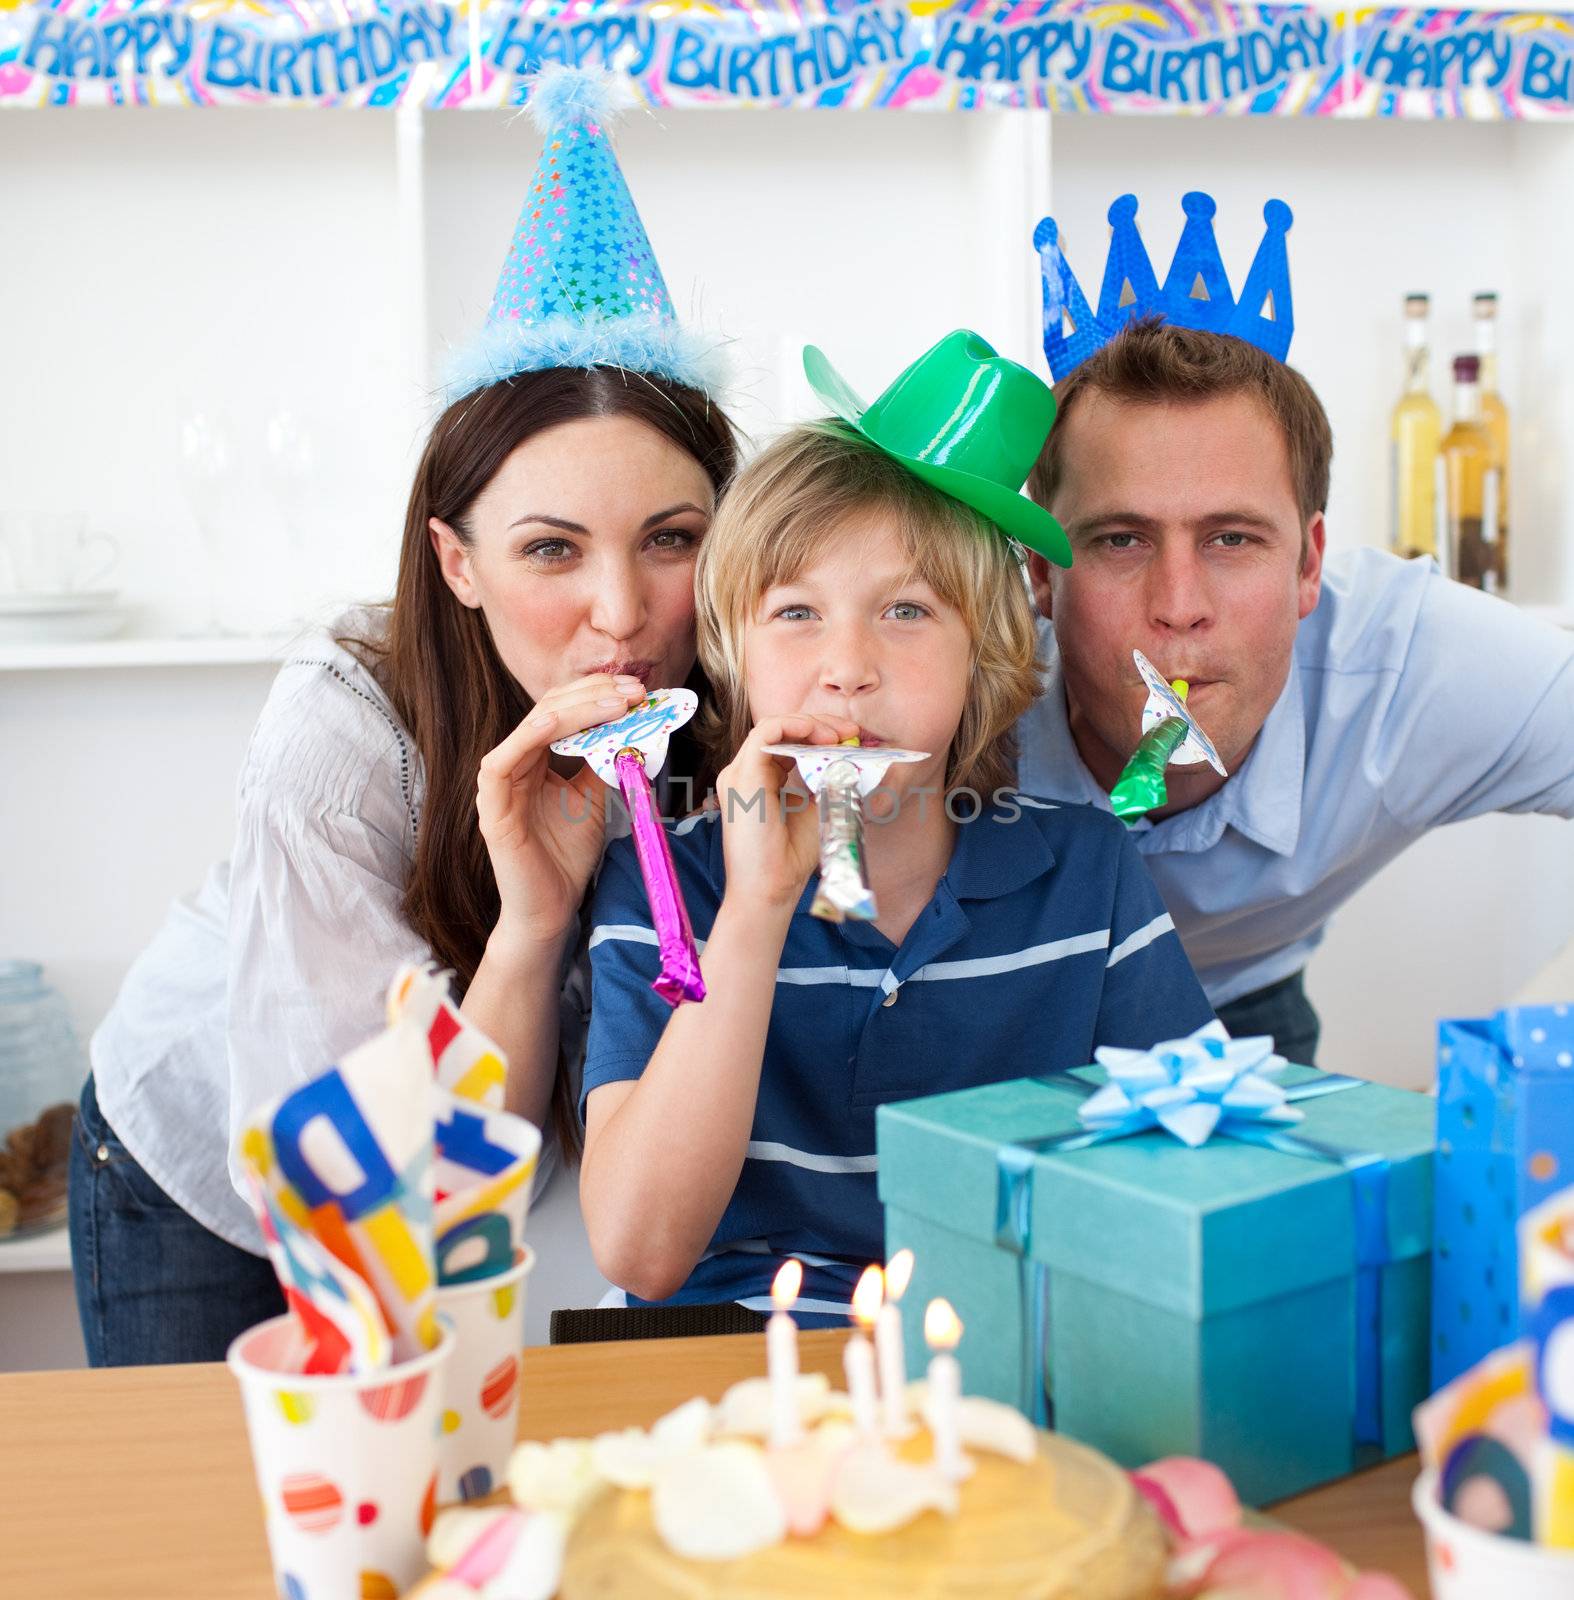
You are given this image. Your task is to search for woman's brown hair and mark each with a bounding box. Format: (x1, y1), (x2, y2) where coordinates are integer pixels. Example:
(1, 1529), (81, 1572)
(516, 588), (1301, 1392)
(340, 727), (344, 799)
(355, 367), (737, 1160)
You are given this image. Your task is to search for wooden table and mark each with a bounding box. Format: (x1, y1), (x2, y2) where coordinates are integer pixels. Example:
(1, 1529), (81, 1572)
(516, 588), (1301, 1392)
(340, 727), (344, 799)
(0, 1330), (1428, 1597)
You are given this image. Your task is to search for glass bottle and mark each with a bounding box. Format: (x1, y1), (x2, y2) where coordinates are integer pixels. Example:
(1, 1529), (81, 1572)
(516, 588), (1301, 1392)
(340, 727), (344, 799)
(1473, 292), (1510, 592)
(1438, 355), (1505, 594)
(1390, 294), (1442, 561)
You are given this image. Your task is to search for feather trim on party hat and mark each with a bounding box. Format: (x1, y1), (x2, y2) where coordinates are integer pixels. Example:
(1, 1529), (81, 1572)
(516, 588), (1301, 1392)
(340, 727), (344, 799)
(440, 64), (729, 403)
(524, 57), (634, 131)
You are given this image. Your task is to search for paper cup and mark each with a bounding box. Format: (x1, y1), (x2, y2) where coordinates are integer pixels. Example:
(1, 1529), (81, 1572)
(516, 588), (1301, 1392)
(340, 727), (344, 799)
(1413, 1468), (1574, 1600)
(228, 1314), (455, 1600)
(435, 1244), (534, 1505)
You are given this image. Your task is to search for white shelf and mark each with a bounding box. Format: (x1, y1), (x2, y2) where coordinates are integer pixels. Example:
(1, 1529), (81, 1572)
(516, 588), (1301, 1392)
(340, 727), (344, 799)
(0, 1227), (71, 1275)
(0, 635), (293, 672)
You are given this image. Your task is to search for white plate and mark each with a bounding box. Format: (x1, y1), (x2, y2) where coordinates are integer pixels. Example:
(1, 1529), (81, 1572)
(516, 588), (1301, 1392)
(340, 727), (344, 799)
(0, 603), (131, 644)
(0, 589), (120, 615)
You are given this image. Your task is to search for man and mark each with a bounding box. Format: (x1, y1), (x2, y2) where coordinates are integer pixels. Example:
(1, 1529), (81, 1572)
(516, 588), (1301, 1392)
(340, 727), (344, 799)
(1016, 319), (1574, 1063)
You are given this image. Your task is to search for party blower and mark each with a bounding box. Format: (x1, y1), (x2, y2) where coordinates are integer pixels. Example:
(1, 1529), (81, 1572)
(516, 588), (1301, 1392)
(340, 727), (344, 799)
(759, 739), (927, 923)
(1110, 649), (1227, 823)
(551, 688), (706, 1005)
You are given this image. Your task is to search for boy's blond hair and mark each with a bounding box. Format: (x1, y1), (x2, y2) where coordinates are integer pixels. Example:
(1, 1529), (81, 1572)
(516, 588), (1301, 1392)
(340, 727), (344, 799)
(695, 423), (1041, 799)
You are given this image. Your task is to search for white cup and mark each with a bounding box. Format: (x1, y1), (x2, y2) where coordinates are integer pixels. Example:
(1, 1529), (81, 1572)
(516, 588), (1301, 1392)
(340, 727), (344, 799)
(435, 1244), (534, 1505)
(0, 511), (118, 595)
(1413, 1467), (1574, 1599)
(228, 1313), (456, 1600)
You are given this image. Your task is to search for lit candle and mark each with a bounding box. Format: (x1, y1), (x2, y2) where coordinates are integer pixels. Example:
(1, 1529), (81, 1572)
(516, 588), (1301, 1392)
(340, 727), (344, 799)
(767, 1259), (804, 1450)
(925, 1297), (970, 1481)
(875, 1249), (914, 1438)
(844, 1265), (883, 1439)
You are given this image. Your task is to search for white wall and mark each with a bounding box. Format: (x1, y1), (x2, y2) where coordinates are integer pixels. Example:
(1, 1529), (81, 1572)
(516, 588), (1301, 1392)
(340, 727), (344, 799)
(0, 111), (413, 640)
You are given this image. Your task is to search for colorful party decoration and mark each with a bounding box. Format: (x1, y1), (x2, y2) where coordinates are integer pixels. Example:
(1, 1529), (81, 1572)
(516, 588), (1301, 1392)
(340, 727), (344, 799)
(241, 1016), (437, 1373)
(386, 964), (542, 1287)
(5, 1), (1574, 119)
(231, 1313), (457, 1600)
(239, 964), (540, 1374)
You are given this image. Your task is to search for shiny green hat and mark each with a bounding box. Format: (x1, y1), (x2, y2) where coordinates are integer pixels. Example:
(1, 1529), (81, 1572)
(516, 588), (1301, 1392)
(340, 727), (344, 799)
(802, 329), (1070, 566)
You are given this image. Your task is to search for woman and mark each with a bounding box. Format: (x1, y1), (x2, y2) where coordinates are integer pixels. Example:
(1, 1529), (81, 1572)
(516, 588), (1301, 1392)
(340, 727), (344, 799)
(69, 67), (737, 1365)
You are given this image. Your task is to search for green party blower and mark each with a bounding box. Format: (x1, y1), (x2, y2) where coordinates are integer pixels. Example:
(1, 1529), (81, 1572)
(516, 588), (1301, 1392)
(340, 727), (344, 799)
(1110, 650), (1227, 824)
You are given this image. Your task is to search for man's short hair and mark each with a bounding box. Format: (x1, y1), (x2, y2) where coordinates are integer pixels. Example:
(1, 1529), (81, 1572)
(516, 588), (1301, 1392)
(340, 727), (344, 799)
(1028, 319), (1333, 531)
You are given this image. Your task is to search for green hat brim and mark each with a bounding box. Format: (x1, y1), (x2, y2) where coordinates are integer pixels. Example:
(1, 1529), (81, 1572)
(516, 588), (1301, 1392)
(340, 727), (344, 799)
(803, 345), (1071, 568)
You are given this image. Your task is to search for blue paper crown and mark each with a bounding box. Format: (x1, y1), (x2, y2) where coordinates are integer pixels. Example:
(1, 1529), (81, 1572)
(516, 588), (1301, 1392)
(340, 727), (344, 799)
(1034, 192), (1294, 383)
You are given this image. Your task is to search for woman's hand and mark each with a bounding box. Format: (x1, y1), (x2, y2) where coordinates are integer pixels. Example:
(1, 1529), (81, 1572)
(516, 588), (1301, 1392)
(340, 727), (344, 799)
(716, 713), (860, 915)
(476, 672), (649, 953)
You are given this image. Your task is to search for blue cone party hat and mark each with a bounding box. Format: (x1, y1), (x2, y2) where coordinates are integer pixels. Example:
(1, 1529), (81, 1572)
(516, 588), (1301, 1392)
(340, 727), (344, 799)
(442, 66), (728, 401)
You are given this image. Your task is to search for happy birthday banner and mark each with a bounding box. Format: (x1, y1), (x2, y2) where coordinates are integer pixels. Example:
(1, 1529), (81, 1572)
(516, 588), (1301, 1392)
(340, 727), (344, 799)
(3, 0), (1574, 117)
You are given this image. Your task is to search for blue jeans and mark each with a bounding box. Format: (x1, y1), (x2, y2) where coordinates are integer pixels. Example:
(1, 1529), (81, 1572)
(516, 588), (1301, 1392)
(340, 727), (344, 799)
(68, 1073), (285, 1366)
(1215, 968), (1321, 1067)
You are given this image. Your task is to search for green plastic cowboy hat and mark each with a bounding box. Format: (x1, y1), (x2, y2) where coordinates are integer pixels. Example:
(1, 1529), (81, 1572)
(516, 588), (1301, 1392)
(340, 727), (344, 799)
(802, 329), (1071, 567)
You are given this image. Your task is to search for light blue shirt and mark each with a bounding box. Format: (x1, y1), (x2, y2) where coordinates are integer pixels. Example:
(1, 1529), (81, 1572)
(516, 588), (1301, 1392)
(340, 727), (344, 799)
(1016, 549), (1574, 1008)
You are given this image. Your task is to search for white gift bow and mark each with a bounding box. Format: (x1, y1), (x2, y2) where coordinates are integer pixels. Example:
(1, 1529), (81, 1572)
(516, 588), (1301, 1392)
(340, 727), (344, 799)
(1079, 1019), (1302, 1149)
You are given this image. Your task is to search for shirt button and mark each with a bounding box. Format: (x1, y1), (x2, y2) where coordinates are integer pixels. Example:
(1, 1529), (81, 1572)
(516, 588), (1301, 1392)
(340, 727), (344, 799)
(882, 988), (900, 1008)
(95, 1144), (111, 1164)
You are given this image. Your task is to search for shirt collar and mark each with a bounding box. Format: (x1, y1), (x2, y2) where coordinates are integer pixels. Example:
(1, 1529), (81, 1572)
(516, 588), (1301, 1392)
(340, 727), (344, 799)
(1178, 663), (1306, 857)
(1034, 620), (1306, 858)
(942, 800), (1058, 900)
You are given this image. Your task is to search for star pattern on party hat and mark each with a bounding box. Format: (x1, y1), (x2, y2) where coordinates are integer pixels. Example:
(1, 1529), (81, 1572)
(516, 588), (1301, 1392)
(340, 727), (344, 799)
(442, 65), (727, 402)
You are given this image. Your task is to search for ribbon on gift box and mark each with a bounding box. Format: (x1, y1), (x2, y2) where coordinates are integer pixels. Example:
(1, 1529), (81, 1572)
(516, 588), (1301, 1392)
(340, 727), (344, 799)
(992, 1021), (1390, 1448)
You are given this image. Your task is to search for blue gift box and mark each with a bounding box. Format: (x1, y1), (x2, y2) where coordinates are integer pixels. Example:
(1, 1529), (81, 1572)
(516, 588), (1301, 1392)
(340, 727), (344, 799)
(1432, 1003), (1574, 1389)
(877, 1064), (1434, 1506)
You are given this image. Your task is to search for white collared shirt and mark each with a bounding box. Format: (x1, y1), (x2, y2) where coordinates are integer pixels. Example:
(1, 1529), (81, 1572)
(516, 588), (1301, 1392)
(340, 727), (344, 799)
(92, 611), (612, 1252)
(1016, 549), (1574, 1006)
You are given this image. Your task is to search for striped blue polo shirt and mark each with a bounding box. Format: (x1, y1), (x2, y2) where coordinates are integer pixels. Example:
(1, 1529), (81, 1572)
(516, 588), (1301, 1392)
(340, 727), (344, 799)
(582, 792), (1214, 1325)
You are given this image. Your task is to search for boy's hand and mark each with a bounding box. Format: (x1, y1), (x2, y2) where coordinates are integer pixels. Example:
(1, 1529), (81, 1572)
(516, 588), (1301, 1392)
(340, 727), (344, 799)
(717, 713), (860, 913)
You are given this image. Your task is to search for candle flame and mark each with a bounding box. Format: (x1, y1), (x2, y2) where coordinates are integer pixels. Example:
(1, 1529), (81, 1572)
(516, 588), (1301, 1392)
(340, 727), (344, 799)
(924, 1298), (963, 1351)
(884, 1249), (914, 1303)
(851, 1264), (884, 1330)
(771, 1258), (803, 1311)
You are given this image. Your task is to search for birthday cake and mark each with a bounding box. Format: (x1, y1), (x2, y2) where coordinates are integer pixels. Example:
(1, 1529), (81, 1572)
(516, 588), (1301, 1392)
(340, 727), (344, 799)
(405, 1376), (1166, 1600)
